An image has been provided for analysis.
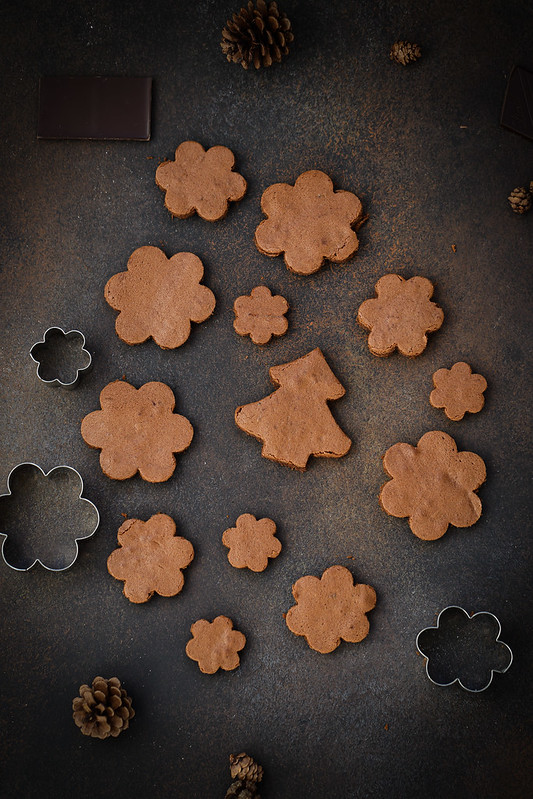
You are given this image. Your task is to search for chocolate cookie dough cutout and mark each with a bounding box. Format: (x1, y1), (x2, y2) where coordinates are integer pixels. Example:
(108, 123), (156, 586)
(107, 514), (194, 603)
(233, 286), (289, 345)
(430, 362), (487, 421)
(155, 141), (247, 221)
(185, 616), (246, 674)
(81, 380), (193, 483)
(222, 513), (281, 572)
(286, 565), (376, 653)
(235, 348), (351, 470)
(379, 430), (486, 540)
(255, 170), (365, 275)
(105, 246), (216, 349)
(357, 274), (444, 356)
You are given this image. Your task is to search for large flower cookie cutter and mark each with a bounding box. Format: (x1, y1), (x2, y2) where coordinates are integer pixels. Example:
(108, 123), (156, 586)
(416, 605), (513, 693)
(30, 327), (92, 389)
(0, 462), (99, 571)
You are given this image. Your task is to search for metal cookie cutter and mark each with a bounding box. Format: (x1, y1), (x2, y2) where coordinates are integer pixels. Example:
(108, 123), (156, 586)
(0, 462), (99, 571)
(416, 605), (513, 693)
(30, 327), (92, 389)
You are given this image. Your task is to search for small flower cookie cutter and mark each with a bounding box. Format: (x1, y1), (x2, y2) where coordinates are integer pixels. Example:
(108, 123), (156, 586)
(0, 462), (100, 572)
(416, 605), (513, 693)
(30, 327), (92, 389)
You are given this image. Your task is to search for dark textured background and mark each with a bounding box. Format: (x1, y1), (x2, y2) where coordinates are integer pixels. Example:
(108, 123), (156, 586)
(0, 1), (532, 797)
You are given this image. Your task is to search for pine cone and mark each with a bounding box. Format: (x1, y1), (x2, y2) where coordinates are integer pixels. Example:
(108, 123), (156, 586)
(230, 752), (264, 783)
(225, 781), (260, 799)
(389, 40), (421, 65)
(72, 676), (134, 739)
(221, 0), (294, 70)
(508, 183), (532, 214)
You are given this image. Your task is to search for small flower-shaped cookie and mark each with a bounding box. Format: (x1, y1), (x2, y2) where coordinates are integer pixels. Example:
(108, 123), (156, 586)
(233, 286), (289, 345)
(357, 274), (444, 356)
(255, 170), (364, 275)
(430, 362), (487, 421)
(380, 431), (486, 540)
(105, 247), (216, 349)
(81, 380), (193, 483)
(185, 616), (246, 674)
(107, 514), (194, 603)
(155, 141), (247, 221)
(222, 513), (282, 572)
(285, 565), (376, 653)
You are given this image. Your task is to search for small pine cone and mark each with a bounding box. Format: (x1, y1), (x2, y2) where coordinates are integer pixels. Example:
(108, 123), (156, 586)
(225, 781), (260, 799)
(221, 0), (294, 70)
(508, 184), (532, 214)
(390, 40), (421, 65)
(72, 676), (134, 739)
(230, 752), (264, 783)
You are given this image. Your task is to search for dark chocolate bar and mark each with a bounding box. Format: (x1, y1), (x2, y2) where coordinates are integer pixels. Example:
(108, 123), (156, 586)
(500, 65), (533, 141)
(37, 76), (152, 140)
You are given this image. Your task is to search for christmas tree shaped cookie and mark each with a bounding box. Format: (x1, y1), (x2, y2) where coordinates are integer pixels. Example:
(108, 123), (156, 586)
(235, 348), (351, 469)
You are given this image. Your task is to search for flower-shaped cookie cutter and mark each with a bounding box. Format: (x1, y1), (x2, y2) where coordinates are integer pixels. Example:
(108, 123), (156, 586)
(30, 327), (92, 389)
(416, 606), (513, 692)
(0, 462), (99, 571)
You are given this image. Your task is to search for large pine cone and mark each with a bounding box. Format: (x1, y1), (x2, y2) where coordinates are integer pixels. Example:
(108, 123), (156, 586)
(508, 183), (532, 214)
(230, 752), (264, 783)
(389, 40), (421, 65)
(221, 1), (294, 70)
(72, 676), (134, 739)
(225, 781), (260, 799)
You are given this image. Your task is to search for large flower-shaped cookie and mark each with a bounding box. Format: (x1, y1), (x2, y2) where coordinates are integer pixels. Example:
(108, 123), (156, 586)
(107, 514), (194, 603)
(155, 141), (247, 221)
(430, 362), (487, 421)
(254, 170), (364, 275)
(81, 380), (193, 483)
(233, 286), (289, 345)
(185, 616), (246, 674)
(357, 274), (444, 356)
(222, 513), (281, 572)
(380, 431), (486, 540)
(105, 246), (216, 349)
(285, 565), (376, 653)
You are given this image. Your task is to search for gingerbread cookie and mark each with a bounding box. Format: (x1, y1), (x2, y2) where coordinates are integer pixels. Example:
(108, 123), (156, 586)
(185, 616), (246, 674)
(107, 514), (194, 603)
(254, 170), (364, 275)
(285, 565), (376, 654)
(81, 380), (193, 482)
(222, 514), (281, 572)
(379, 430), (486, 540)
(105, 247), (216, 349)
(430, 362), (487, 421)
(357, 274), (444, 356)
(155, 141), (247, 221)
(233, 286), (289, 345)
(235, 348), (351, 469)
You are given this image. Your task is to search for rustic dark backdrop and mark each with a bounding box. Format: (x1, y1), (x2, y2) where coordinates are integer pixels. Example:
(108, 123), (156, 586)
(0, 1), (531, 797)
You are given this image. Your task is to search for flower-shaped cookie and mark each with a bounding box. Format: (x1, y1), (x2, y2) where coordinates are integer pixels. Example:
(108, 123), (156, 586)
(185, 616), (246, 674)
(285, 565), (376, 653)
(107, 514), (194, 603)
(357, 274), (444, 356)
(81, 380), (193, 483)
(416, 606), (513, 692)
(254, 170), (365, 275)
(222, 513), (282, 572)
(233, 286), (289, 345)
(155, 141), (247, 221)
(430, 362), (487, 421)
(105, 246), (216, 349)
(380, 431), (486, 540)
